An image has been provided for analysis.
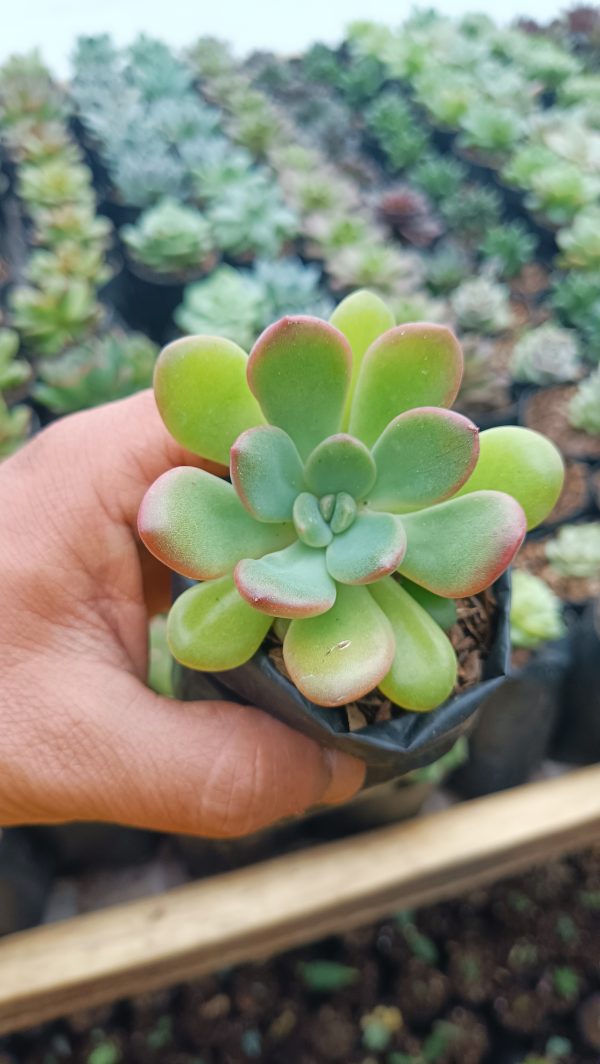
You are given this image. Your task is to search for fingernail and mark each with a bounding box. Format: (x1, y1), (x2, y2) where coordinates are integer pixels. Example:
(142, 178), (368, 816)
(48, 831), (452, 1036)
(321, 748), (366, 805)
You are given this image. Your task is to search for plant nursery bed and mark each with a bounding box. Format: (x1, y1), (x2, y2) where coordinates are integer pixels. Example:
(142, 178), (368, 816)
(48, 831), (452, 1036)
(0, 766), (599, 1036)
(521, 386), (600, 462)
(514, 537), (600, 604)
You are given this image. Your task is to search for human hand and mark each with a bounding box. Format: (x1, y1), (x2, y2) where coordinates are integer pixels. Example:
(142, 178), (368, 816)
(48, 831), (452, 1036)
(0, 392), (364, 834)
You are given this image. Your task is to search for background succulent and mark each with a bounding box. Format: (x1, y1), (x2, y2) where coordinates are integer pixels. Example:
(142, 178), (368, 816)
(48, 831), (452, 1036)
(18, 157), (93, 210)
(174, 267), (263, 351)
(0, 327), (30, 393)
(376, 185), (443, 247)
(545, 522), (600, 578)
(510, 570), (566, 650)
(480, 223), (537, 279)
(33, 330), (157, 414)
(440, 186), (503, 243)
(206, 173), (298, 259)
(109, 149), (188, 209)
(0, 399), (31, 460)
(551, 270), (600, 361)
(121, 199), (215, 275)
(139, 291), (562, 713)
(9, 279), (102, 357)
(24, 244), (112, 289)
(366, 93), (429, 171)
(424, 245), (472, 295)
(327, 243), (422, 295)
(33, 203), (112, 253)
(451, 276), (513, 334)
(409, 154), (468, 204)
(251, 258), (334, 322)
(501, 144), (557, 190)
(187, 139), (254, 203)
(510, 324), (582, 385)
(568, 367), (600, 436)
(526, 164), (600, 227)
(458, 102), (524, 156)
(557, 207), (600, 270)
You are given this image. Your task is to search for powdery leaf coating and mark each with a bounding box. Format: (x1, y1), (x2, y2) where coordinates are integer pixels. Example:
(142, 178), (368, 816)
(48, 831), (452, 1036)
(283, 583), (395, 706)
(235, 540), (336, 618)
(293, 492), (333, 548)
(230, 425), (305, 523)
(138, 467), (295, 579)
(369, 407), (480, 513)
(154, 335), (264, 464)
(247, 316), (352, 460)
(370, 578), (457, 712)
(399, 490), (527, 598)
(349, 323), (464, 447)
(167, 573), (271, 670)
(304, 434), (376, 500)
(455, 426), (564, 531)
(326, 512), (407, 585)
(330, 289), (396, 427)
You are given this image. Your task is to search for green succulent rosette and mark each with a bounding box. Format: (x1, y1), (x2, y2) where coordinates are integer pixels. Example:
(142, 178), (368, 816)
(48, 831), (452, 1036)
(139, 290), (564, 712)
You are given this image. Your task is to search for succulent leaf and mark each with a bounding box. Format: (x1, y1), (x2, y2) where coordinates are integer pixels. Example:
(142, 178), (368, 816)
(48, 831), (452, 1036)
(370, 578), (457, 711)
(329, 289), (395, 426)
(234, 540), (337, 618)
(369, 407), (479, 513)
(304, 433), (376, 499)
(138, 467), (294, 579)
(326, 512), (407, 585)
(398, 490), (527, 597)
(283, 583), (395, 706)
(401, 579), (458, 631)
(230, 425), (305, 522)
(154, 335), (264, 464)
(247, 315), (352, 459)
(349, 324), (464, 446)
(293, 492), (334, 548)
(167, 574), (271, 670)
(456, 426), (565, 531)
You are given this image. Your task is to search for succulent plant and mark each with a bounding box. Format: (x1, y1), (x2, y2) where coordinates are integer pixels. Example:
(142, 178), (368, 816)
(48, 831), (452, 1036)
(174, 267), (263, 351)
(24, 244), (113, 289)
(138, 290), (562, 711)
(121, 199), (215, 275)
(0, 398), (31, 460)
(458, 102), (524, 156)
(501, 145), (557, 191)
(18, 158), (93, 211)
(188, 36), (234, 80)
(557, 207), (600, 271)
(510, 324), (582, 385)
(413, 71), (476, 127)
(409, 154), (468, 204)
(4, 117), (76, 165)
(33, 203), (113, 253)
(551, 270), (600, 360)
(0, 327), (30, 393)
(33, 330), (157, 414)
(424, 244), (472, 295)
(480, 223), (537, 279)
(377, 185), (443, 247)
(301, 42), (342, 87)
(510, 571), (566, 650)
(526, 164), (600, 226)
(568, 367), (600, 435)
(207, 173), (298, 260)
(109, 149), (188, 209)
(126, 34), (194, 101)
(149, 95), (220, 147)
(440, 186), (503, 243)
(0, 51), (62, 126)
(327, 242), (423, 296)
(336, 55), (387, 107)
(187, 138), (254, 203)
(457, 337), (512, 413)
(546, 522), (600, 578)
(366, 93), (429, 171)
(9, 279), (102, 357)
(451, 276), (513, 334)
(252, 258), (334, 321)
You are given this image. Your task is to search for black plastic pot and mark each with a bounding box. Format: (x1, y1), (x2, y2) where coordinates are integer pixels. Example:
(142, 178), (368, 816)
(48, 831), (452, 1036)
(173, 570), (511, 786)
(110, 256), (214, 344)
(0, 828), (55, 936)
(450, 636), (571, 798)
(550, 598), (600, 765)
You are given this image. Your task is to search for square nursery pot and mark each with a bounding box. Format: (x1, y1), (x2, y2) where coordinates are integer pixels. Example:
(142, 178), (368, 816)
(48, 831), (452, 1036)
(109, 254), (217, 345)
(173, 569), (511, 789)
(550, 597), (600, 765)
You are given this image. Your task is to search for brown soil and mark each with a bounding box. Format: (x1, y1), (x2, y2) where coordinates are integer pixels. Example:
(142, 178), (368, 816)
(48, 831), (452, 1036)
(522, 385), (600, 461)
(510, 263), (551, 300)
(514, 536), (600, 603)
(8, 846), (600, 1063)
(591, 467), (600, 512)
(545, 459), (590, 525)
(267, 588), (496, 731)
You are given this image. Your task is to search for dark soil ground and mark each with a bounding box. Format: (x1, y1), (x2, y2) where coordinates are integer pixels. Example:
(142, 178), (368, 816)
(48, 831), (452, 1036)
(4, 847), (600, 1064)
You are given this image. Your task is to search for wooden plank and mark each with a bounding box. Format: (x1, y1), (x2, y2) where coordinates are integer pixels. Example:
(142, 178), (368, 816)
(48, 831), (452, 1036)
(1, 765), (600, 1033)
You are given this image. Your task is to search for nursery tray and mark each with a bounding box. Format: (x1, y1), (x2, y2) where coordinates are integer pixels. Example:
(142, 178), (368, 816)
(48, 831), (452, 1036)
(1, 765), (600, 1034)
